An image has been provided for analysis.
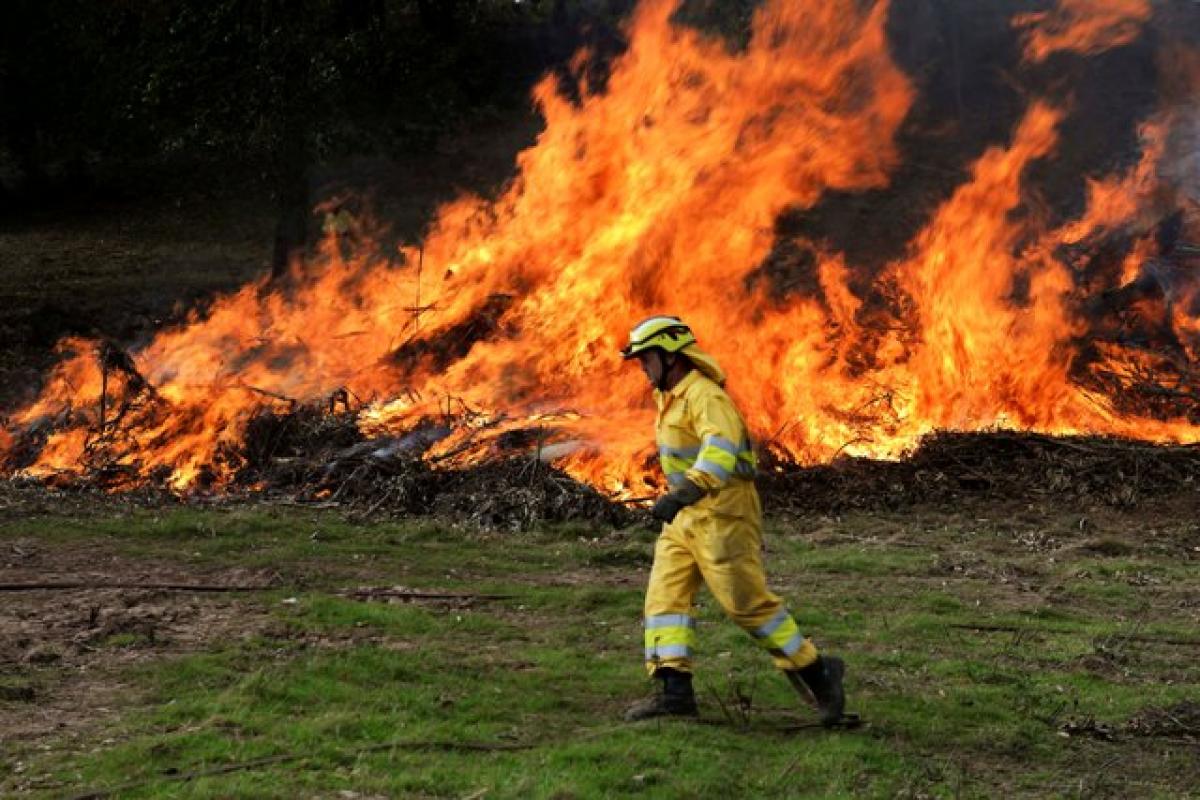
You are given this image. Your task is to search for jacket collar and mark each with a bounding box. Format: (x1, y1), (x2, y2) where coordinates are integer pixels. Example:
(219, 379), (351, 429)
(668, 369), (704, 398)
(655, 369), (703, 407)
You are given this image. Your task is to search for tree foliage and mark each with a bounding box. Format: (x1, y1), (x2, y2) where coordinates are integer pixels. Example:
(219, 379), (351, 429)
(0, 0), (603, 207)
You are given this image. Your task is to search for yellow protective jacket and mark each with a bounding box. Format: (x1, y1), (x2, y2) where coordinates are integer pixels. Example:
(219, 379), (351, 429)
(653, 359), (757, 499)
(642, 352), (817, 674)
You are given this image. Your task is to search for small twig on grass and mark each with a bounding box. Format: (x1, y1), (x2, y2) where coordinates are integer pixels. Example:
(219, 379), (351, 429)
(1094, 608), (1149, 659)
(706, 682), (755, 730)
(767, 749), (807, 794)
(706, 685), (736, 728)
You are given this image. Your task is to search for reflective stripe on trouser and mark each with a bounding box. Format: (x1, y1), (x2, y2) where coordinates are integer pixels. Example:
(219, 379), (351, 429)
(643, 613), (697, 664)
(641, 480), (818, 674)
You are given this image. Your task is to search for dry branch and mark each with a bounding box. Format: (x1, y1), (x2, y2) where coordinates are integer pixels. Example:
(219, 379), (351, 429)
(0, 581), (274, 593)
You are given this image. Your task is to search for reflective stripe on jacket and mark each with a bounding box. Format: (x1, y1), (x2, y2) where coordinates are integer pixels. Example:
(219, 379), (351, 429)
(654, 370), (756, 493)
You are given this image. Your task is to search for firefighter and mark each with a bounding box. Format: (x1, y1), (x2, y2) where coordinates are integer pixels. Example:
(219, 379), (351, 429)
(621, 315), (847, 725)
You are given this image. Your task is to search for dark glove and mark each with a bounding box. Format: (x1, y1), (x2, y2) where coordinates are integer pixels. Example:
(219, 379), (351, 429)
(651, 480), (705, 524)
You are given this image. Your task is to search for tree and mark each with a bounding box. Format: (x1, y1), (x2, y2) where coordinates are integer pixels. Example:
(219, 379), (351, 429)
(0, 0), (601, 241)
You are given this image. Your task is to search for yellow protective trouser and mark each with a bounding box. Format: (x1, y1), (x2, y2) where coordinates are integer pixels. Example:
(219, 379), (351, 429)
(642, 480), (819, 674)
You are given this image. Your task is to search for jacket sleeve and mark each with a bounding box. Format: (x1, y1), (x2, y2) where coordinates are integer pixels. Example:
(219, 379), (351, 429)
(683, 390), (747, 493)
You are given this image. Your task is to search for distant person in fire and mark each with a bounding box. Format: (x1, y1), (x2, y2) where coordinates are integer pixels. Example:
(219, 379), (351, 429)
(621, 315), (847, 725)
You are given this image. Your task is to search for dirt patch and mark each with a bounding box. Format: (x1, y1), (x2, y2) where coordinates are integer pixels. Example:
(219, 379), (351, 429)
(0, 539), (278, 753)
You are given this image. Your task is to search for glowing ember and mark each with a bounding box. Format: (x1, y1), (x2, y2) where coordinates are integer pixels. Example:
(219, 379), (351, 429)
(3, 0), (1200, 499)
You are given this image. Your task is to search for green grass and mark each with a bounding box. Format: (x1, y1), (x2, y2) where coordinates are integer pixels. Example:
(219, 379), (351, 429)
(1, 506), (1197, 798)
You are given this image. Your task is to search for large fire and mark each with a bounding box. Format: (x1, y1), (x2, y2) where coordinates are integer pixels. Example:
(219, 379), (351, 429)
(3, 0), (1200, 498)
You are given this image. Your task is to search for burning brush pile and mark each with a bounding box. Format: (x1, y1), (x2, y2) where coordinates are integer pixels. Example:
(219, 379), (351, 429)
(0, 344), (632, 528)
(6, 0), (1200, 525)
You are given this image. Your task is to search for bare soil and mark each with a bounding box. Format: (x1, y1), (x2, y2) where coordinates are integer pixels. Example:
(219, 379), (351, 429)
(0, 538), (279, 751)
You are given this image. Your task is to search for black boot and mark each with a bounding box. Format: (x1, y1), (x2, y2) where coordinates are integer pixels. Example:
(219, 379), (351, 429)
(624, 667), (699, 721)
(787, 656), (846, 727)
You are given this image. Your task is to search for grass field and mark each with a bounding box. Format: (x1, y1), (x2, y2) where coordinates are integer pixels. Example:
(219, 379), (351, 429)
(2, 501), (1197, 799)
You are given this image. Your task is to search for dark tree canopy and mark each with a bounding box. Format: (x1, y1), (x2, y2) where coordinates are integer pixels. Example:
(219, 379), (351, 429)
(0, 0), (628, 216)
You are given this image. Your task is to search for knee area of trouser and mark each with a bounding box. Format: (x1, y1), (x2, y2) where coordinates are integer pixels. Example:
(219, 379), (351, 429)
(714, 587), (775, 626)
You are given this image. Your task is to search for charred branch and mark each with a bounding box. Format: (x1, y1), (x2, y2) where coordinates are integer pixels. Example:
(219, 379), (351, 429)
(390, 293), (514, 377)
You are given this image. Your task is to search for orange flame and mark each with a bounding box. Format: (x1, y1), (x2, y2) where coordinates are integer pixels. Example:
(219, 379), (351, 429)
(1015, 0), (1151, 63)
(4, 0), (1199, 497)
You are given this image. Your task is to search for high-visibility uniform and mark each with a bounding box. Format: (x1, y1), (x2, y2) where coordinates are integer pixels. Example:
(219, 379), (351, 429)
(642, 351), (819, 675)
